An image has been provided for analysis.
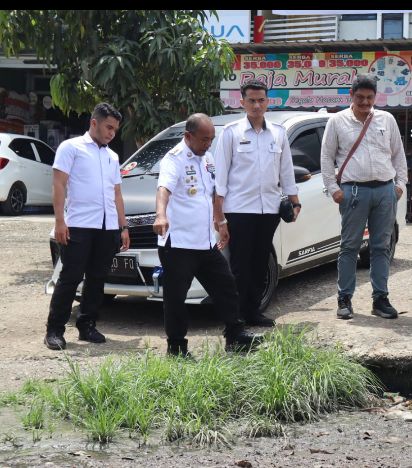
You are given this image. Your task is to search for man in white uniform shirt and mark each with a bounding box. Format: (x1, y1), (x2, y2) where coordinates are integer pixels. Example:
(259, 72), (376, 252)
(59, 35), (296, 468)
(153, 113), (261, 357)
(44, 103), (130, 350)
(214, 79), (301, 327)
(321, 74), (408, 320)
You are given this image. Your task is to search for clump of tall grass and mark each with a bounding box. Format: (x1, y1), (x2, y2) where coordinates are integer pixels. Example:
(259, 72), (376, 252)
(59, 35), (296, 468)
(0, 391), (26, 407)
(21, 399), (45, 430)
(0, 379), (50, 408)
(237, 327), (381, 423)
(14, 325), (382, 445)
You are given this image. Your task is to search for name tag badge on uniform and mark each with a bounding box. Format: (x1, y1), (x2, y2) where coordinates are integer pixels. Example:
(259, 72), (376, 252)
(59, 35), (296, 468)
(237, 140), (253, 152)
(188, 186), (197, 196)
(186, 170), (196, 176)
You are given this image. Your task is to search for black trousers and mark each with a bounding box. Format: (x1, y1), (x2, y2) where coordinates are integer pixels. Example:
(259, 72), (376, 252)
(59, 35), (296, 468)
(158, 242), (243, 345)
(225, 213), (280, 320)
(47, 227), (119, 334)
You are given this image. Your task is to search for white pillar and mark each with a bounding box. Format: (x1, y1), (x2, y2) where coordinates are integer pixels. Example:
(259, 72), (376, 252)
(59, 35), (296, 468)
(403, 12), (409, 38)
(376, 13), (382, 39)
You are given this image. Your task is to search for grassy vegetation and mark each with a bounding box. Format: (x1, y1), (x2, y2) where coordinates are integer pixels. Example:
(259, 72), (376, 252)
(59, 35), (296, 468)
(0, 326), (382, 445)
(21, 399), (45, 430)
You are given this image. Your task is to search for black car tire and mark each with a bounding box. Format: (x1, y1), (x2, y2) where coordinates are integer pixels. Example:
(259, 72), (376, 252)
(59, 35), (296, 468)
(259, 250), (279, 312)
(358, 224), (397, 269)
(1, 183), (26, 216)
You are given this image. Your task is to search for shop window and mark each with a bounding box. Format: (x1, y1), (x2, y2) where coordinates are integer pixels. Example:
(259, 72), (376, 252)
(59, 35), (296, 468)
(341, 14), (377, 21)
(33, 75), (52, 94)
(382, 14), (403, 39)
(9, 139), (36, 161)
(290, 128), (321, 173)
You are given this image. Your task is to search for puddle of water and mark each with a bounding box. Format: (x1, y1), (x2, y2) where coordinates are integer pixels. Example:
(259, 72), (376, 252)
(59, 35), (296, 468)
(2, 405), (412, 467)
(0, 405), (163, 466)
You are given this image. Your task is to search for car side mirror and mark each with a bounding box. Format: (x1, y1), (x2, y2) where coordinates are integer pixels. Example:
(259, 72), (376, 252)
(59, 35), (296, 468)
(294, 165), (311, 183)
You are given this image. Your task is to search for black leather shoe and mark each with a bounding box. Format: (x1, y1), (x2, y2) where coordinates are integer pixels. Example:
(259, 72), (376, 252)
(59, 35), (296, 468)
(225, 329), (264, 352)
(245, 314), (275, 327)
(77, 324), (106, 343)
(337, 296), (354, 319)
(44, 332), (66, 350)
(166, 339), (194, 359)
(372, 295), (398, 319)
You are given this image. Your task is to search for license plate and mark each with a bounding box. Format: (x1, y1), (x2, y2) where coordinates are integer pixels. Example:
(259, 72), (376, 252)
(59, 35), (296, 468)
(109, 255), (139, 278)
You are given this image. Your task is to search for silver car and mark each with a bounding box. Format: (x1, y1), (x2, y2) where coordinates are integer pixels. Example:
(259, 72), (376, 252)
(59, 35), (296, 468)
(46, 111), (406, 311)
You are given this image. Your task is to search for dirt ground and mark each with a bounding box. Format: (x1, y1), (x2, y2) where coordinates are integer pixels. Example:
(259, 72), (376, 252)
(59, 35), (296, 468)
(1, 214), (412, 467)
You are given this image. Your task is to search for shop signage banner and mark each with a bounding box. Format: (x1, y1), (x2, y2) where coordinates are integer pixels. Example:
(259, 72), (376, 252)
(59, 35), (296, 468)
(220, 51), (412, 109)
(203, 10), (250, 44)
(272, 10), (412, 15)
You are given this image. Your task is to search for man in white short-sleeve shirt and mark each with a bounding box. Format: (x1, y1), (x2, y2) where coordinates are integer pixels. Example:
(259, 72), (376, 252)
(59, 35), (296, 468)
(153, 113), (262, 357)
(44, 103), (129, 350)
(214, 79), (301, 327)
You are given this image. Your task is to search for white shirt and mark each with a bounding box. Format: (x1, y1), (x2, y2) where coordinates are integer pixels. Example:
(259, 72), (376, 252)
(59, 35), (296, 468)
(321, 106), (408, 195)
(157, 140), (216, 250)
(214, 116), (298, 214)
(53, 132), (122, 229)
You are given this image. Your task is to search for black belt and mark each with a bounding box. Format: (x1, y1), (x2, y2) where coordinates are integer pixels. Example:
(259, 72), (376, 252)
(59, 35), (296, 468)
(342, 180), (393, 188)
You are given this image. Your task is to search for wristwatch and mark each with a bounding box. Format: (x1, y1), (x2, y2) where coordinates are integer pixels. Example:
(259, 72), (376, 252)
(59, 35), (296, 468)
(217, 218), (228, 226)
(292, 203), (302, 209)
(120, 225), (129, 231)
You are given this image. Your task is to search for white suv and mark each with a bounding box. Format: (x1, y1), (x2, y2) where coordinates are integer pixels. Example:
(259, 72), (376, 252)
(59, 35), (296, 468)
(0, 133), (55, 215)
(46, 111), (407, 311)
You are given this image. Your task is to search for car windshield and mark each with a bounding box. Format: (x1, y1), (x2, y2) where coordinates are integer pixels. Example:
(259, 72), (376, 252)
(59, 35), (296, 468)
(121, 126), (224, 177)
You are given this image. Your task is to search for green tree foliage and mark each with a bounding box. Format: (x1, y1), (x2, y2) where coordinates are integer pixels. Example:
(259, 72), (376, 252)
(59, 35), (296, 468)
(0, 10), (235, 143)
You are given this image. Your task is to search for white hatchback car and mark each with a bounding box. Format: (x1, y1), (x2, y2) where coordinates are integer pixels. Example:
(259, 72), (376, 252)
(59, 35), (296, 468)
(0, 133), (55, 215)
(46, 111), (407, 311)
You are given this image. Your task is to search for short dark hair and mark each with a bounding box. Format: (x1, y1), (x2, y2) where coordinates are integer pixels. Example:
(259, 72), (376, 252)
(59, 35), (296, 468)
(351, 73), (377, 94)
(240, 78), (268, 98)
(91, 102), (122, 122)
(185, 113), (212, 133)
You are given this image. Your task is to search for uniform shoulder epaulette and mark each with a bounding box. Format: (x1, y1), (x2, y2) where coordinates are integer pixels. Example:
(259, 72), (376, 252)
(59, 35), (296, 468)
(267, 120), (286, 130)
(168, 142), (184, 156)
(224, 118), (243, 129)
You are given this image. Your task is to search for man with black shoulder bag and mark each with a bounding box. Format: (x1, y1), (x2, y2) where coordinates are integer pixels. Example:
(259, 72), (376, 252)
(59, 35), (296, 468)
(321, 74), (408, 320)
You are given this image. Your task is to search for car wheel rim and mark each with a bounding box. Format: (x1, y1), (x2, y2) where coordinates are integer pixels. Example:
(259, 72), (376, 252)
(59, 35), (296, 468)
(11, 189), (24, 213)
